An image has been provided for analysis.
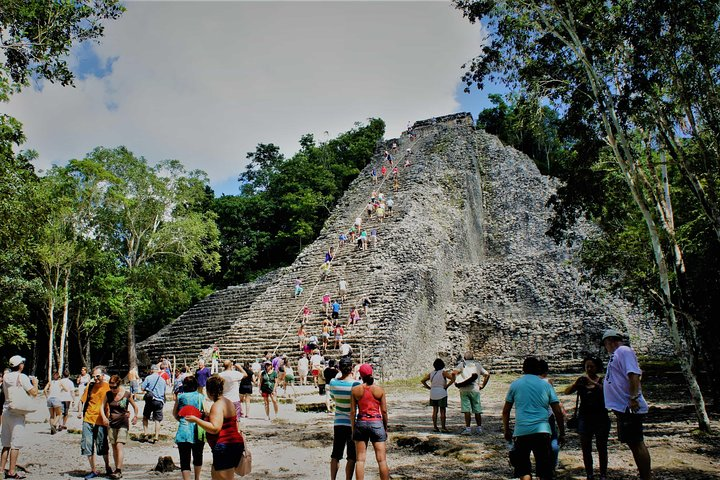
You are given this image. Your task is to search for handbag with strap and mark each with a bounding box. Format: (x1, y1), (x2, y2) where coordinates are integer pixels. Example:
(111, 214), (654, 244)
(235, 433), (252, 476)
(143, 375), (162, 403)
(5, 374), (36, 415)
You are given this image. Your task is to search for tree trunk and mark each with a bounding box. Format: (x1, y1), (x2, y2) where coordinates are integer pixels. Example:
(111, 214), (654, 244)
(535, 7), (712, 431)
(75, 307), (89, 368)
(47, 296), (56, 381)
(58, 269), (71, 375)
(128, 311), (138, 371)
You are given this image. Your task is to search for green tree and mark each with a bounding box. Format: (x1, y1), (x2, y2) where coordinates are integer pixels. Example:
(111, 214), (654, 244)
(0, 0), (124, 101)
(454, 0), (719, 430)
(69, 147), (220, 369)
(213, 119), (385, 287)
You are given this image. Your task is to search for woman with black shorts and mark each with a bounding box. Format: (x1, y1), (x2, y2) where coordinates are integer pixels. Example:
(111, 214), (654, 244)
(565, 357), (610, 480)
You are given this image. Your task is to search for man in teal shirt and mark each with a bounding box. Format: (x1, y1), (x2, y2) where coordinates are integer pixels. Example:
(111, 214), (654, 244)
(503, 357), (565, 480)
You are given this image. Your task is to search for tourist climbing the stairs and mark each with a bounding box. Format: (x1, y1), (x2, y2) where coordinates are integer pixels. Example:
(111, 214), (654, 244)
(334, 323), (345, 349)
(294, 277), (304, 298)
(320, 261), (331, 280)
(326, 246), (335, 264)
(322, 293), (332, 316)
(376, 204), (385, 224)
(302, 305), (312, 324)
(338, 278), (348, 302)
(298, 324), (307, 350)
(331, 299), (342, 321)
(386, 197), (393, 217)
(361, 295), (372, 317)
(381, 165), (387, 177)
(371, 167), (377, 184)
(322, 318), (333, 351)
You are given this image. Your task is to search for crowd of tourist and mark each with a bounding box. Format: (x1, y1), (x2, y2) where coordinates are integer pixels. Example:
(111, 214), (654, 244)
(0, 130), (656, 480)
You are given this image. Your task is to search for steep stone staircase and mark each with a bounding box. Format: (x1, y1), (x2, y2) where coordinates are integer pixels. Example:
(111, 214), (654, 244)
(138, 113), (669, 376)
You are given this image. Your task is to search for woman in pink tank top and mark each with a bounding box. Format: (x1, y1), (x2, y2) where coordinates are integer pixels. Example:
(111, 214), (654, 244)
(350, 364), (389, 480)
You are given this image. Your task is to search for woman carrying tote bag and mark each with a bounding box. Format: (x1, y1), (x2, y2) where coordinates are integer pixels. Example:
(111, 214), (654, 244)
(1, 355), (39, 479)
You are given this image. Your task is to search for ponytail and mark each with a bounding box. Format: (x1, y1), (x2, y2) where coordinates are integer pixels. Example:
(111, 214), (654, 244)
(362, 375), (374, 386)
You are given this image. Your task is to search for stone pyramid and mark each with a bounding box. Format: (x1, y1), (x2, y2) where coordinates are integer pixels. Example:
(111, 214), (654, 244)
(137, 113), (669, 377)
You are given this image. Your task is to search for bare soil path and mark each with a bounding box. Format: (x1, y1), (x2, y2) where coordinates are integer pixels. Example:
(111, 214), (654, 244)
(10, 372), (720, 479)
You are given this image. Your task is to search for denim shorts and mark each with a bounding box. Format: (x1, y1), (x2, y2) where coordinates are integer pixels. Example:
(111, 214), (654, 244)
(353, 420), (387, 443)
(46, 397), (62, 409)
(211, 442), (244, 471)
(81, 422), (108, 456)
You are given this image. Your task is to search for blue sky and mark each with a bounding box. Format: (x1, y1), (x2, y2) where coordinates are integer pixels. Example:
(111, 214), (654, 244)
(8, 1), (502, 196)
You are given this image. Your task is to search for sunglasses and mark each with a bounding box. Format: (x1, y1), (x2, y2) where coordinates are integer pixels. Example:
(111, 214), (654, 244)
(109, 385), (119, 389)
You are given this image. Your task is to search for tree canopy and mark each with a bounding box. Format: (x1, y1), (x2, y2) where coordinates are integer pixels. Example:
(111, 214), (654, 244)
(456, 0), (720, 430)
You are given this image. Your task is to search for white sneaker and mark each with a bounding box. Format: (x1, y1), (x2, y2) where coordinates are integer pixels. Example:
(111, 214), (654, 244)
(460, 427), (472, 435)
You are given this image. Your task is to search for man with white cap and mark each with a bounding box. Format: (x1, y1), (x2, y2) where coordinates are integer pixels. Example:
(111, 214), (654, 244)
(1, 355), (38, 479)
(602, 329), (652, 480)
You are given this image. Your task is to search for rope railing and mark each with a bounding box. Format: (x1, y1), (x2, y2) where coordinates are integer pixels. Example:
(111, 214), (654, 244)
(270, 140), (409, 357)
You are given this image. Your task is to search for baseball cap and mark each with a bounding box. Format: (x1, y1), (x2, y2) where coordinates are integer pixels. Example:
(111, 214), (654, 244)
(358, 364), (373, 377)
(601, 329), (623, 342)
(151, 364), (161, 371)
(9, 355), (25, 367)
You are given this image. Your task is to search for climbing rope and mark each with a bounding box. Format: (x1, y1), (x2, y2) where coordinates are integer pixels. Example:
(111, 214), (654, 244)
(270, 140), (410, 356)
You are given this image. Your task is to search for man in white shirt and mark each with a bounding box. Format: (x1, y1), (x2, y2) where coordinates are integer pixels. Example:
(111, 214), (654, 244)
(453, 351), (490, 435)
(602, 329), (652, 480)
(1, 355), (39, 479)
(218, 360), (246, 422)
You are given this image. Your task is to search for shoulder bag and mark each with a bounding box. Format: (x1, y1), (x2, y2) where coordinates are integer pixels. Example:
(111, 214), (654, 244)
(143, 375), (161, 403)
(6, 375), (36, 415)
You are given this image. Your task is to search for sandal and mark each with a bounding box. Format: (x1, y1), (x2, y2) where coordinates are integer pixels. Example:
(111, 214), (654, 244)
(6, 474), (27, 479)
(433, 427), (440, 432)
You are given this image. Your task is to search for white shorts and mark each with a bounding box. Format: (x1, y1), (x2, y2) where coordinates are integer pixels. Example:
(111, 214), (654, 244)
(1, 411), (27, 449)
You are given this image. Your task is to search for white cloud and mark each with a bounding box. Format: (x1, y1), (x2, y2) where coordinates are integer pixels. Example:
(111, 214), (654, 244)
(6, 2), (484, 193)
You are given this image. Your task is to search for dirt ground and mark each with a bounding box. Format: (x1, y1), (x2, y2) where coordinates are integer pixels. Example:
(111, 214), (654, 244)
(7, 371), (720, 479)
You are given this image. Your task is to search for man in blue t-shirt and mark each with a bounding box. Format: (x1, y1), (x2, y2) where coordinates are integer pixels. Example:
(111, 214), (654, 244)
(328, 357), (360, 480)
(141, 364), (167, 443)
(503, 356), (564, 480)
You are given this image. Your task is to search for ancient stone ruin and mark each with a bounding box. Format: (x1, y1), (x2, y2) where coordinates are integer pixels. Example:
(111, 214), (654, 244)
(137, 113), (669, 377)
